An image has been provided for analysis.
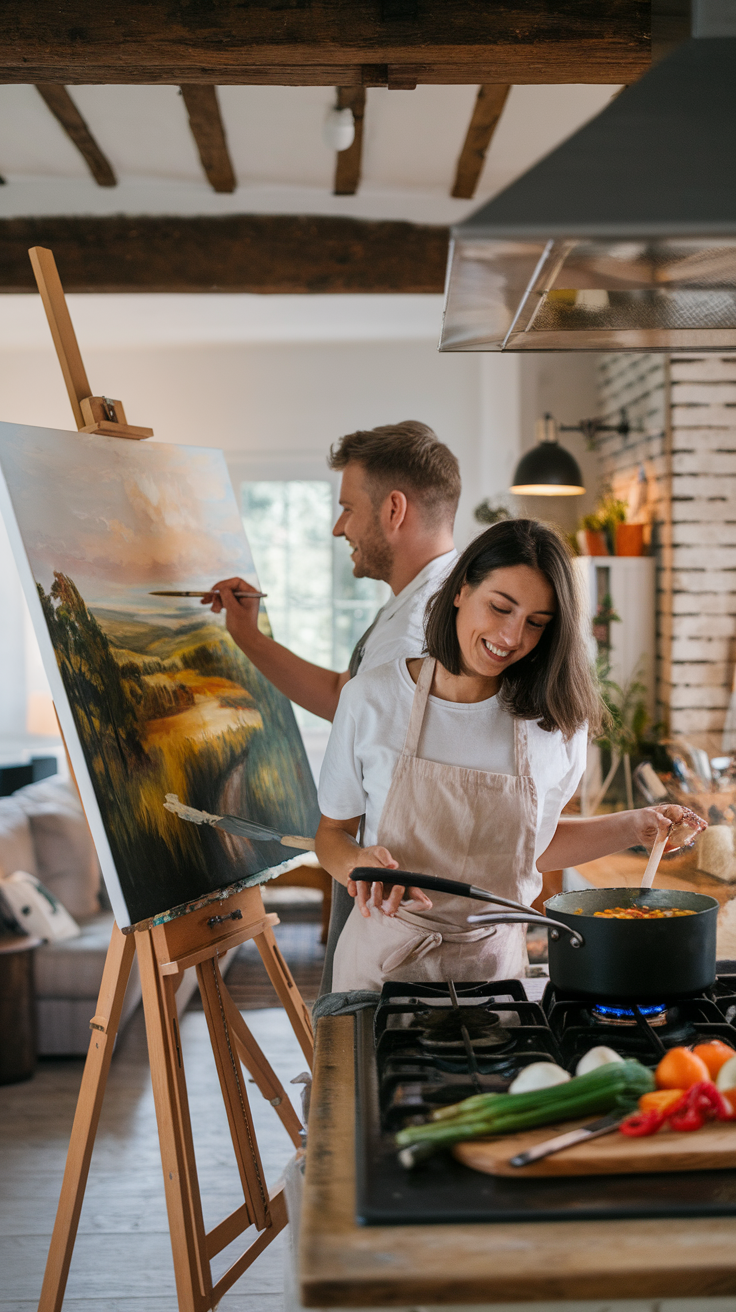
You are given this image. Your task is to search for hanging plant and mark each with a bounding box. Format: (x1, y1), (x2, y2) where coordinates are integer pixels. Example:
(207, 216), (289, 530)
(474, 499), (511, 526)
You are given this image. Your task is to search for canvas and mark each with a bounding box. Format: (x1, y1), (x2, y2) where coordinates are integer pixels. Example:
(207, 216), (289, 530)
(0, 422), (320, 928)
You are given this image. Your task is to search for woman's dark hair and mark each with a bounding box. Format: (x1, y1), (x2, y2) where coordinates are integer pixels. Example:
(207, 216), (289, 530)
(424, 519), (602, 738)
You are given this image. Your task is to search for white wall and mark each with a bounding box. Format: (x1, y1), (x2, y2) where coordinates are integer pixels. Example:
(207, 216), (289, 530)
(0, 333), (520, 553)
(0, 311), (598, 742)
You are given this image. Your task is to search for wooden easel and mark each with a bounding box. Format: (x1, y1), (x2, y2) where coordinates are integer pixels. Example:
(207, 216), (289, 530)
(27, 248), (315, 1312)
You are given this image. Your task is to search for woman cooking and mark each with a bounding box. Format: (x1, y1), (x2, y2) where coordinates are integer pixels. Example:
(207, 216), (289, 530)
(315, 519), (703, 992)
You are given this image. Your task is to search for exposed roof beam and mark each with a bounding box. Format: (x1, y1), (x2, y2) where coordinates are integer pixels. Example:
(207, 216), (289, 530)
(180, 86), (236, 194)
(0, 3), (650, 85)
(451, 84), (511, 200)
(334, 87), (366, 197)
(35, 85), (116, 187)
(0, 216), (448, 294)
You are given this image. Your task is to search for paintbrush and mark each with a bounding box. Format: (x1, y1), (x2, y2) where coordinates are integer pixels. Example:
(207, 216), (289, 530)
(164, 794), (315, 851)
(150, 590), (267, 599)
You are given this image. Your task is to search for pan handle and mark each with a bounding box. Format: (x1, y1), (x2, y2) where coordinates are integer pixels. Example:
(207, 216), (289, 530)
(350, 867), (536, 915)
(467, 911), (585, 949)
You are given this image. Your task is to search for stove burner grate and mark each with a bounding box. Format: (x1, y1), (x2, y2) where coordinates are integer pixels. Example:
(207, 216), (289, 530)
(417, 1006), (512, 1051)
(590, 1001), (668, 1027)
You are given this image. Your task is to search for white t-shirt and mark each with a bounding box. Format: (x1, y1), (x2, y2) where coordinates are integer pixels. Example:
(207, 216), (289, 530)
(319, 657), (587, 865)
(355, 549), (458, 674)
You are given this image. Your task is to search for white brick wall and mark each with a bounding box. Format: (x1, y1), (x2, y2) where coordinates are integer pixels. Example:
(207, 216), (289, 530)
(597, 353), (736, 753)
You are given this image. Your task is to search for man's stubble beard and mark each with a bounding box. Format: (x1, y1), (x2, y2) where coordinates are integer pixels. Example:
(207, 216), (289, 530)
(351, 521), (394, 582)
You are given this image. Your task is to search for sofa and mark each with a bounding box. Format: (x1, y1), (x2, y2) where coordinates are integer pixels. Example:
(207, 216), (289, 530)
(0, 775), (221, 1056)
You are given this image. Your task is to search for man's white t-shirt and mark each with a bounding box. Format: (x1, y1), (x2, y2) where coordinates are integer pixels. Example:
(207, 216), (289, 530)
(354, 549), (458, 675)
(319, 656), (587, 865)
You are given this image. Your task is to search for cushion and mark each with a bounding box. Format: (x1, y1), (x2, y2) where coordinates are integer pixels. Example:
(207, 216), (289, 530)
(0, 798), (37, 879)
(34, 913), (117, 998)
(12, 777), (101, 919)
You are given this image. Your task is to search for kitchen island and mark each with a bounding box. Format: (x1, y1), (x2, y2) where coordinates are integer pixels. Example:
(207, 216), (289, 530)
(300, 1014), (736, 1308)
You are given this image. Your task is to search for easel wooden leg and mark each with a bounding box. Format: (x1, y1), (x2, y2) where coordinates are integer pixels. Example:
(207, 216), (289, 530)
(38, 924), (136, 1312)
(218, 979), (303, 1147)
(137, 930), (211, 1312)
(255, 924), (314, 1068)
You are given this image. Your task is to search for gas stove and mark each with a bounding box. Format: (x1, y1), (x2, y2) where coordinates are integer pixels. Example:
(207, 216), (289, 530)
(355, 968), (736, 1225)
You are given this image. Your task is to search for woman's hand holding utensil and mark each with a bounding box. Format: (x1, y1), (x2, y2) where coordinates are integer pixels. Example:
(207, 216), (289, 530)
(347, 849), (433, 918)
(635, 804), (707, 889)
(633, 803), (706, 854)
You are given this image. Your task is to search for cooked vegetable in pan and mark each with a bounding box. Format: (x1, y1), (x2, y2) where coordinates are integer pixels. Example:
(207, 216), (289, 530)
(571, 905), (697, 919)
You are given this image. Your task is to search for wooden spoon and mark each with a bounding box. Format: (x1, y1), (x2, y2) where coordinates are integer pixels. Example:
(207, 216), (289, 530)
(640, 831), (668, 889)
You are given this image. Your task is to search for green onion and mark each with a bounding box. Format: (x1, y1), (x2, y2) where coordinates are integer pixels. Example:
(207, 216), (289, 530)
(396, 1060), (654, 1167)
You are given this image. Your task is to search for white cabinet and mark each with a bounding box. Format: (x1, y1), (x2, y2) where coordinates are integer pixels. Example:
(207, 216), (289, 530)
(573, 555), (656, 721)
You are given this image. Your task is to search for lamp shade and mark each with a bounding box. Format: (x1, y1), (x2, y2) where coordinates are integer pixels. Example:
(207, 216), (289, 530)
(510, 441), (584, 496)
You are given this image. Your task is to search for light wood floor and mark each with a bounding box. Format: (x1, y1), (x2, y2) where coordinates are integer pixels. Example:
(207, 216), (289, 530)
(0, 1003), (306, 1311)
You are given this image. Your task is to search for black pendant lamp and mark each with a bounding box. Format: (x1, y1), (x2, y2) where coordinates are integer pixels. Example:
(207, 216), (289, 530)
(510, 416), (584, 496)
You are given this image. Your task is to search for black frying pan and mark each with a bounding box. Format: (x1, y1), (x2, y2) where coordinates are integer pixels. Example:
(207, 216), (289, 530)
(350, 868), (718, 1003)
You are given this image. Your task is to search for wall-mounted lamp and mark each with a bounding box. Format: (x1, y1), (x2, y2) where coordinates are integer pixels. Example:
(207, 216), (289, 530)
(509, 409), (631, 496)
(558, 408), (631, 450)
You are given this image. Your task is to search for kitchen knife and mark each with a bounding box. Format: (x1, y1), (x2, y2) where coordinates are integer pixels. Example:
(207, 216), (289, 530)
(508, 1110), (626, 1168)
(163, 794), (315, 850)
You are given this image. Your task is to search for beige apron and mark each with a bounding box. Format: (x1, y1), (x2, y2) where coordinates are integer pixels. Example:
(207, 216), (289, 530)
(332, 656), (539, 992)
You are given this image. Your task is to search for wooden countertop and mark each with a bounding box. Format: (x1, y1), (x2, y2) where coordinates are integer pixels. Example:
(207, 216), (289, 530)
(575, 847), (736, 908)
(300, 1017), (736, 1308)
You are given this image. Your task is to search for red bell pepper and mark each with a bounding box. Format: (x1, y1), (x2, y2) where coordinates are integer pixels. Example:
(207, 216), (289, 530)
(619, 1080), (736, 1137)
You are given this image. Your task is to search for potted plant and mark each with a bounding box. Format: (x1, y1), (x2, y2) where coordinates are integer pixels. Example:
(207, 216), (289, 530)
(577, 495), (630, 555)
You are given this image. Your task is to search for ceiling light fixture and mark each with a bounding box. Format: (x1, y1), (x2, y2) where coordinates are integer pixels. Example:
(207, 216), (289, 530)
(440, 2), (736, 353)
(322, 106), (355, 153)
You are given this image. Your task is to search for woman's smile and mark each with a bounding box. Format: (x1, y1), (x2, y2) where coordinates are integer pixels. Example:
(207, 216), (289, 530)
(481, 637), (514, 662)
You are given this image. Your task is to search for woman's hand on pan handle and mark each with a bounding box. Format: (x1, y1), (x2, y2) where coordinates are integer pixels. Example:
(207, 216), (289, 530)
(632, 803), (707, 853)
(347, 848), (434, 920)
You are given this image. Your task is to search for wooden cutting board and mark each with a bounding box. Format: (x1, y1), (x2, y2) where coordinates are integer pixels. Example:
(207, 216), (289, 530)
(453, 1116), (736, 1177)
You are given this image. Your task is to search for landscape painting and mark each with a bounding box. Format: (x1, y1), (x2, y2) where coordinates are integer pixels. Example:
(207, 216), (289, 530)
(0, 422), (320, 927)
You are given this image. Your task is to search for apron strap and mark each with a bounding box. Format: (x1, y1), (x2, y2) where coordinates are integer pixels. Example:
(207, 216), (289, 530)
(514, 715), (532, 777)
(402, 656), (435, 758)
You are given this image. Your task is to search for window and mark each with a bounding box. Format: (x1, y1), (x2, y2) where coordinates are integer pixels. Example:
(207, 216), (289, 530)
(241, 480), (388, 729)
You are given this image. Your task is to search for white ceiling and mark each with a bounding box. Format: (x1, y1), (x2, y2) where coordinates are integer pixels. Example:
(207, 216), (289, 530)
(0, 82), (621, 224)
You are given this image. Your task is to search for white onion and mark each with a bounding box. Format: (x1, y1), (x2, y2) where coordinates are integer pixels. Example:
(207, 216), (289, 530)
(716, 1055), (736, 1091)
(509, 1062), (571, 1094)
(575, 1046), (625, 1077)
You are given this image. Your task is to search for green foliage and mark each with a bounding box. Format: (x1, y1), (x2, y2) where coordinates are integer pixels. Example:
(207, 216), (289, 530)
(582, 495), (628, 534)
(473, 499), (511, 527)
(595, 653), (649, 757)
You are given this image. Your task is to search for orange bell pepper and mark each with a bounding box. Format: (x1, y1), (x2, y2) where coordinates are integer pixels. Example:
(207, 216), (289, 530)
(638, 1088), (686, 1116)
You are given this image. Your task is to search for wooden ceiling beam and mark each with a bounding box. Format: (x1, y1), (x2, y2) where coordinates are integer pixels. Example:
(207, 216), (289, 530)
(0, 3), (650, 85)
(333, 87), (366, 197)
(0, 216), (448, 294)
(180, 86), (236, 194)
(451, 84), (511, 200)
(35, 85), (116, 187)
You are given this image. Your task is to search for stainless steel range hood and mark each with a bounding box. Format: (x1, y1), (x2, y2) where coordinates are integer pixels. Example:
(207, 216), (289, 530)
(440, 26), (736, 352)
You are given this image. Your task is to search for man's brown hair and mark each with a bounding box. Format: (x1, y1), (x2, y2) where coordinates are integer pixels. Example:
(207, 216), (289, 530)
(327, 420), (461, 527)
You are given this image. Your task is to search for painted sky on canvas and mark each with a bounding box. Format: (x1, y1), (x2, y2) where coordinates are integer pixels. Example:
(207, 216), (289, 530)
(0, 425), (257, 612)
